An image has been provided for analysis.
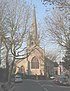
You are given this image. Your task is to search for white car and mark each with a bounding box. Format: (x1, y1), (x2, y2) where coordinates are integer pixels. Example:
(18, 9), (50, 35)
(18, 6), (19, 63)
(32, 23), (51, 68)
(50, 76), (55, 80)
(15, 75), (23, 83)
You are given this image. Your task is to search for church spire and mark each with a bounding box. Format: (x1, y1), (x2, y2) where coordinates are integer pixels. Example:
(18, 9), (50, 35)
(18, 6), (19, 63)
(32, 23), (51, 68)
(31, 6), (37, 39)
(27, 6), (39, 48)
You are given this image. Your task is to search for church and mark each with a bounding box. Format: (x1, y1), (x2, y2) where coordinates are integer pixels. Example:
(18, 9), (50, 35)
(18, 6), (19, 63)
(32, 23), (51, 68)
(15, 7), (54, 76)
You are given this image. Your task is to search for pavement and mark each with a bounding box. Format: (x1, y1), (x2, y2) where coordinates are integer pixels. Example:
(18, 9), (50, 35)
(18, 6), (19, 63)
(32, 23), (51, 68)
(0, 82), (3, 91)
(0, 82), (14, 91)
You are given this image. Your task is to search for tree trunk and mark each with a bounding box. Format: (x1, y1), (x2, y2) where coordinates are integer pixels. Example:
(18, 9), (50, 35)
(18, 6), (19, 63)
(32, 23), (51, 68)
(6, 49), (9, 82)
(8, 46), (15, 84)
(8, 56), (15, 84)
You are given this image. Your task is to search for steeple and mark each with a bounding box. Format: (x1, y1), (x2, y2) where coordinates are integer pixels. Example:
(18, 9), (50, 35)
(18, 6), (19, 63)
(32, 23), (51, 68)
(27, 6), (39, 48)
(31, 6), (37, 39)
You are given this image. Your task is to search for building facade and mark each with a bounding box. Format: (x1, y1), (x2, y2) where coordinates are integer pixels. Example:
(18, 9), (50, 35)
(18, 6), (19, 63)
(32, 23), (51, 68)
(15, 7), (54, 76)
(16, 7), (45, 75)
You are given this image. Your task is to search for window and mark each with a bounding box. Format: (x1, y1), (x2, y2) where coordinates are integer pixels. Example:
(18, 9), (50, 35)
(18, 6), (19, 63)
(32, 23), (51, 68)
(31, 57), (39, 69)
(18, 66), (25, 73)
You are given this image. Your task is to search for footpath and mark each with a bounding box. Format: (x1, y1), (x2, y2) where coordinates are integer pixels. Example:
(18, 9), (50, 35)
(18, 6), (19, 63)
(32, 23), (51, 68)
(0, 82), (14, 91)
(0, 82), (3, 91)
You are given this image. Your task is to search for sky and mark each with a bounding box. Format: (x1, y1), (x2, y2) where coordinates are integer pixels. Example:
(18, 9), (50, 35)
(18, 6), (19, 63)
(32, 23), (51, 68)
(26, 0), (46, 22)
(31, 0), (46, 22)
(26, 0), (60, 50)
(25, 0), (64, 62)
(26, 0), (53, 22)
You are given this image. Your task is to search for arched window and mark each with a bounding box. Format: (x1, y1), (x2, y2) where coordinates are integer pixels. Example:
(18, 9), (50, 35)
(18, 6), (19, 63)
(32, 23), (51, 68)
(31, 57), (39, 69)
(18, 65), (25, 73)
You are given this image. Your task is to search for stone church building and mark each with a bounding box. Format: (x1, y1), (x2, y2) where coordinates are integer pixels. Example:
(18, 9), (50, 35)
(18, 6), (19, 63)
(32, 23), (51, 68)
(15, 7), (54, 76)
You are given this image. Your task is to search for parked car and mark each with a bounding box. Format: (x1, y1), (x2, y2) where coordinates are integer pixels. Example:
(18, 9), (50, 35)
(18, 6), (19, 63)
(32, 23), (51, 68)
(50, 76), (55, 80)
(53, 76), (70, 86)
(59, 77), (70, 86)
(15, 75), (23, 83)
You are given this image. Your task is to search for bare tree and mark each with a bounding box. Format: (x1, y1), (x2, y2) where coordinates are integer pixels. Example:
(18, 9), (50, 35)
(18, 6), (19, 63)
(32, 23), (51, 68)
(42, 0), (70, 8)
(44, 3), (70, 76)
(46, 51), (58, 62)
(6, 0), (31, 80)
(0, 0), (32, 90)
(45, 8), (70, 49)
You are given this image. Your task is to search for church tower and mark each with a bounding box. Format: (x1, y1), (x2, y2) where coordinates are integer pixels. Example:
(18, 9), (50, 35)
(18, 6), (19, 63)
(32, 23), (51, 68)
(16, 7), (46, 76)
(27, 7), (39, 48)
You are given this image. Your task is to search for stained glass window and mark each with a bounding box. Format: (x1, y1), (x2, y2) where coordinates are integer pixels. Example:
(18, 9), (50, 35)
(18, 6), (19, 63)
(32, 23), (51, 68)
(31, 57), (39, 69)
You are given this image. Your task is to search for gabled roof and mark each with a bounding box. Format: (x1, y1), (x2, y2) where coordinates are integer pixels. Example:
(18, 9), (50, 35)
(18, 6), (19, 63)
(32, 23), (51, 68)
(15, 45), (45, 65)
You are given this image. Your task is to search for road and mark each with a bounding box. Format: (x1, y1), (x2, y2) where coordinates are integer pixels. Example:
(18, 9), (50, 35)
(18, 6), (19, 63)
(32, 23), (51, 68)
(9, 79), (70, 91)
(36, 80), (70, 91)
(10, 80), (45, 91)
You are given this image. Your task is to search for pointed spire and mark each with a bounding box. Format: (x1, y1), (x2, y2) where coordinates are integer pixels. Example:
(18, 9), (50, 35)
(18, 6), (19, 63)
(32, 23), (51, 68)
(27, 6), (39, 48)
(31, 6), (37, 39)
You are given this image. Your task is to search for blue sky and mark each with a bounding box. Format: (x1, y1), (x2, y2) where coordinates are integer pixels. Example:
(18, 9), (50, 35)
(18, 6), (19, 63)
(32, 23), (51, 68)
(26, 1), (58, 45)
(26, 0), (53, 22)
(26, 0), (61, 56)
(30, 1), (62, 55)
(31, 0), (46, 22)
